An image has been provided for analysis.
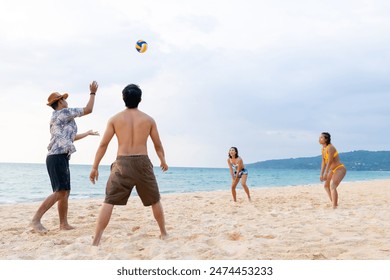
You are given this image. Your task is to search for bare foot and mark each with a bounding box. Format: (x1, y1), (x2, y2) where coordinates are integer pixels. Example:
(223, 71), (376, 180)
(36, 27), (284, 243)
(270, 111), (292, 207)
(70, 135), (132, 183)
(31, 221), (48, 234)
(60, 224), (75, 230)
(160, 233), (169, 240)
(91, 238), (100, 246)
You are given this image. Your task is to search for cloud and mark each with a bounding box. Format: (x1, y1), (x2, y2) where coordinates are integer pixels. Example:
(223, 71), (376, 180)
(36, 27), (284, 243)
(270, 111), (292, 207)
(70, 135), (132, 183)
(1, 0), (390, 167)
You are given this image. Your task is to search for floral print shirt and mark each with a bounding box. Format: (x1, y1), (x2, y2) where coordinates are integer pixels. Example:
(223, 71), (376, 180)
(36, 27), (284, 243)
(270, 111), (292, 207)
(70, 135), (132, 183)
(47, 108), (84, 155)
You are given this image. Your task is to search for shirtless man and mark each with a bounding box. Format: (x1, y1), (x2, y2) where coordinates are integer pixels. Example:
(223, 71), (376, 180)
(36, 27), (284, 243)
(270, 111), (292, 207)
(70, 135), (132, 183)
(89, 84), (168, 246)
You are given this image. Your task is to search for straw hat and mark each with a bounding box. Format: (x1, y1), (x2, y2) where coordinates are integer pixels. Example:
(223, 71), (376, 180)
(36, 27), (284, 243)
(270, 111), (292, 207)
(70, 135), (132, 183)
(47, 92), (68, 106)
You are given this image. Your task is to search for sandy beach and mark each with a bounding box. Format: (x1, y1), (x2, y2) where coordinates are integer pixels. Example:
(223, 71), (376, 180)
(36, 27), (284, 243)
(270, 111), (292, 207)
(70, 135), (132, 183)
(1, 179), (390, 260)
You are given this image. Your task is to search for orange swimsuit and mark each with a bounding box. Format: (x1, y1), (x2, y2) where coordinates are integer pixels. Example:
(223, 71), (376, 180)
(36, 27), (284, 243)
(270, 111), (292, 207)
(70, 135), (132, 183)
(322, 146), (345, 173)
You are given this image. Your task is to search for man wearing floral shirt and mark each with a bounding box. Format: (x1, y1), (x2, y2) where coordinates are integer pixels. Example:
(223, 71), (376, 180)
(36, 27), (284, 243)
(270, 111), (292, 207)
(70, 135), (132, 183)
(31, 81), (99, 234)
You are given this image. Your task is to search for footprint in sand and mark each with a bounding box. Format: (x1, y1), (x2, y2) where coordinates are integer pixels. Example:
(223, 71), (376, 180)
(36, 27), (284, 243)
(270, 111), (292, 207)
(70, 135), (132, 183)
(312, 253), (327, 260)
(86, 205), (99, 210)
(227, 232), (242, 241)
(53, 239), (72, 245)
(255, 234), (276, 239)
(132, 226), (141, 232)
(316, 228), (332, 236)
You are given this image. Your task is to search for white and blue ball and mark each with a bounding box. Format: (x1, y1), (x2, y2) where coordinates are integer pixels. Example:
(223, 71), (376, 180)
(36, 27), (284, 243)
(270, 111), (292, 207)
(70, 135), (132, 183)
(135, 40), (148, 53)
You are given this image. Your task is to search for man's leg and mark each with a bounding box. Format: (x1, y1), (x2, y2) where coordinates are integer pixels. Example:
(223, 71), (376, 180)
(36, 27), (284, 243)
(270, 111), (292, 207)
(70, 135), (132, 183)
(92, 203), (114, 246)
(31, 192), (60, 233)
(57, 190), (74, 230)
(152, 201), (168, 239)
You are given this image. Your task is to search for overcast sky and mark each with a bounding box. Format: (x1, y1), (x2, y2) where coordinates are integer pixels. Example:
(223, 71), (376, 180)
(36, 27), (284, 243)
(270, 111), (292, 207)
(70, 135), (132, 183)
(1, 0), (389, 168)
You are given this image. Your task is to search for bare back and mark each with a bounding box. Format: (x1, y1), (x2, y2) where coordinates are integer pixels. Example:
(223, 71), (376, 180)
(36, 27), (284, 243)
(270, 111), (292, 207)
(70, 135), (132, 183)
(91, 104), (167, 182)
(110, 108), (155, 156)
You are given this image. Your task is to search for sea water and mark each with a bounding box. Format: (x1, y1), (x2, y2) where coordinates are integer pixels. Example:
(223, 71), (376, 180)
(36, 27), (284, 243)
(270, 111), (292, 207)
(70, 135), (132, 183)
(1, 162), (390, 204)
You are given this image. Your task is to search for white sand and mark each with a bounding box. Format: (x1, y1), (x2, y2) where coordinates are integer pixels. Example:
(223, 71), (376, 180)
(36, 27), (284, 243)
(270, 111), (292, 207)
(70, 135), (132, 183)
(1, 179), (390, 260)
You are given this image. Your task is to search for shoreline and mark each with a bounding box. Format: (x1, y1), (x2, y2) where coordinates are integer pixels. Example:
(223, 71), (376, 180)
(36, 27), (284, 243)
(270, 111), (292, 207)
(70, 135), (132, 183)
(1, 179), (390, 260)
(2, 177), (390, 206)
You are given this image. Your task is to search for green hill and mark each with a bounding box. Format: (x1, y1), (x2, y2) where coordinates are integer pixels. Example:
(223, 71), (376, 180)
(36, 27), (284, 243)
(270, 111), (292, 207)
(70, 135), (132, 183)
(247, 150), (390, 171)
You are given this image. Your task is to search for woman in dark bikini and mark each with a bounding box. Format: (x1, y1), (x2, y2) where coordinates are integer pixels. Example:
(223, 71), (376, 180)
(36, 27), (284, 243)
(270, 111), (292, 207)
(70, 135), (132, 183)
(227, 147), (251, 202)
(319, 132), (347, 209)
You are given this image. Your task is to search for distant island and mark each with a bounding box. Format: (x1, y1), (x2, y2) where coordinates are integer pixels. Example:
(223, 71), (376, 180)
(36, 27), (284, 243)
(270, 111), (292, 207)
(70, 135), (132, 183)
(247, 150), (390, 171)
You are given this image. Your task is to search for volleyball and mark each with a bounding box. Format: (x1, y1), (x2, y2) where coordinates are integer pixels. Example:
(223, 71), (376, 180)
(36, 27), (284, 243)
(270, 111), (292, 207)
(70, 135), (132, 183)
(135, 40), (148, 53)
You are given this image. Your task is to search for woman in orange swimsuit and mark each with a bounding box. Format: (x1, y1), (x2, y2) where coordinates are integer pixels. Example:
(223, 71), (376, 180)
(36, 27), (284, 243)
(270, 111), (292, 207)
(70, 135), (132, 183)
(319, 132), (347, 209)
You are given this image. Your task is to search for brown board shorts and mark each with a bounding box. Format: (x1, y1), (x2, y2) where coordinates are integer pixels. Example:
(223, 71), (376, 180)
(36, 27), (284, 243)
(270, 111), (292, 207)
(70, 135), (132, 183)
(104, 155), (160, 206)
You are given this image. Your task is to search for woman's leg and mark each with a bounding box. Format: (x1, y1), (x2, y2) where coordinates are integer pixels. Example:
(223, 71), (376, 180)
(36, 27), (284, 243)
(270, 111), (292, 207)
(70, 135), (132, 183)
(323, 174), (332, 203)
(240, 175), (251, 201)
(231, 180), (239, 202)
(330, 167), (347, 209)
